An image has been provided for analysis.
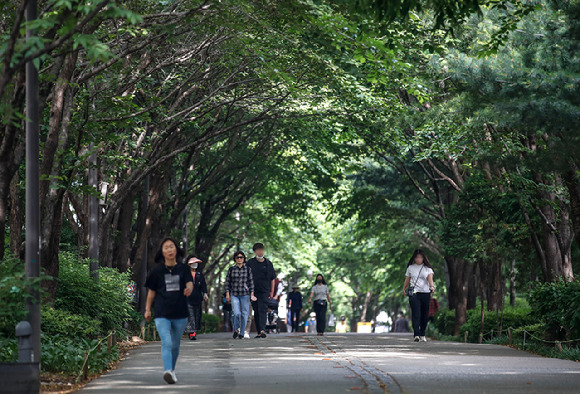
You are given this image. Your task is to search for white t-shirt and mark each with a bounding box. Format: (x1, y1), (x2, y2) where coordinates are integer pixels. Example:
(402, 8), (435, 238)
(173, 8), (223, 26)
(405, 264), (434, 293)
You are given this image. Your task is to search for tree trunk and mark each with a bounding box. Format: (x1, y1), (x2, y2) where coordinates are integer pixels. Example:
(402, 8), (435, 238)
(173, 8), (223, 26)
(486, 259), (503, 311)
(8, 173), (23, 256)
(564, 166), (580, 252)
(360, 291), (373, 322)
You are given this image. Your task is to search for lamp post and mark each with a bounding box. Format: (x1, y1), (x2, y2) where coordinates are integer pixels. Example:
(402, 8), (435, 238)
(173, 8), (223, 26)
(25, 0), (41, 364)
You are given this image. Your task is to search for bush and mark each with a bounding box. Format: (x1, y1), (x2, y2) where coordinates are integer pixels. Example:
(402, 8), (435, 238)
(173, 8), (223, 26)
(529, 280), (580, 341)
(433, 304), (535, 342)
(41, 335), (119, 375)
(0, 255), (48, 338)
(433, 308), (455, 335)
(0, 337), (17, 362)
(55, 252), (134, 334)
(202, 313), (220, 333)
(41, 307), (101, 339)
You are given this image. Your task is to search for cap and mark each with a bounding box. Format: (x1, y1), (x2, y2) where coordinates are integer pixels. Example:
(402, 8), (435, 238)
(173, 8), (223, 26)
(292, 284), (299, 289)
(187, 257), (202, 265)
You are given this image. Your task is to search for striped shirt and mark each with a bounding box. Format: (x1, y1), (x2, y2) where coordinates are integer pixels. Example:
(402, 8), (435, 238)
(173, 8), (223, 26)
(225, 264), (255, 297)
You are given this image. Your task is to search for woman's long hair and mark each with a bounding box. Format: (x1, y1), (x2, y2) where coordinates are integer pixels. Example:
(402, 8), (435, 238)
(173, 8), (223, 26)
(313, 273), (327, 286)
(154, 237), (184, 264)
(407, 249), (433, 269)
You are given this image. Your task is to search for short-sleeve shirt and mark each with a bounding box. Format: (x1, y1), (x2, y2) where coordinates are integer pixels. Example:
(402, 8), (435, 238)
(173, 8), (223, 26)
(311, 284), (329, 301)
(145, 263), (193, 319)
(246, 257), (276, 295)
(405, 264), (434, 293)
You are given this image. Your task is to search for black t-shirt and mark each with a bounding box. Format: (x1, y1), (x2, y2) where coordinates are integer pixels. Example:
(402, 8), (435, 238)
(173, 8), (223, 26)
(145, 263), (193, 319)
(246, 257), (276, 295)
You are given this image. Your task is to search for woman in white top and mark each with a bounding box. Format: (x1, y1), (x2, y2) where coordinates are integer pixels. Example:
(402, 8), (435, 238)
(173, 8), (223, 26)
(308, 274), (332, 336)
(402, 249), (435, 342)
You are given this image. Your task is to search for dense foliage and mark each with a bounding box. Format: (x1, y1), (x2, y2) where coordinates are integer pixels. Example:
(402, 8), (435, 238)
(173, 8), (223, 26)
(0, 0), (579, 367)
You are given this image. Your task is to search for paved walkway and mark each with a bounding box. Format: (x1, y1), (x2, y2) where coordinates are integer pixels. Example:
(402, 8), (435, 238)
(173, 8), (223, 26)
(81, 333), (580, 393)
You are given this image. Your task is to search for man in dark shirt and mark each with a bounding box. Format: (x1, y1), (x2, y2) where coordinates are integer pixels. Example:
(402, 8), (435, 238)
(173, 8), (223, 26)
(246, 242), (276, 338)
(287, 284), (303, 332)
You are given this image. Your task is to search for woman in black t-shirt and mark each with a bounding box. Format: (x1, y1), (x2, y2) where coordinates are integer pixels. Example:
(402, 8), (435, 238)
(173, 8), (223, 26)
(145, 237), (193, 385)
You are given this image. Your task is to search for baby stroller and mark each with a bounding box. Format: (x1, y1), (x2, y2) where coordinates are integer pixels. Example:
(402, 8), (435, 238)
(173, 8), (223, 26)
(265, 298), (280, 334)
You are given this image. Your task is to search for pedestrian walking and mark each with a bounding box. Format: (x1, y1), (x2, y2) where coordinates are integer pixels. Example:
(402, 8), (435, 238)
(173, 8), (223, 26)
(246, 242), (276, 338)
(428, 297), (439, 323)
(225, 251), (257, 339)
(144, 237), (193, 384)
(287, 284), (303, 333)
(308, 274), (332, 336)
(184, 255), (208, 341)
(402, 249), (435, 342)
(222, 292), (232, 332)
(393, 314), (410, 333)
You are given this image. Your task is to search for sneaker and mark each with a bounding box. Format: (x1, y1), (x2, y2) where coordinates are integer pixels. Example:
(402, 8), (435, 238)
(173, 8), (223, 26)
(163, 370), (176, 384)
(244, 332), (250, 339)
(233, 329), (239, 339)
(260, 330), (267, 338)
(171, 371), (178, 383)
(414, 336), (420, 342)
(189, 333), (197, 341)
(420, 336), (427, 342)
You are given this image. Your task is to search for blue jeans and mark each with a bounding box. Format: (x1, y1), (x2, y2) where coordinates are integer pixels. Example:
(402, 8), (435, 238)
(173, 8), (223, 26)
(231, 295), (250, 335)
(154, 317), (188, 371)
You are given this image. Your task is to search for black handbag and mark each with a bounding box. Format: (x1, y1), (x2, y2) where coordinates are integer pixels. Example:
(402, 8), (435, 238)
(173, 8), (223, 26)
(315, 299), (327, 307)
(408, 265), (424, 297)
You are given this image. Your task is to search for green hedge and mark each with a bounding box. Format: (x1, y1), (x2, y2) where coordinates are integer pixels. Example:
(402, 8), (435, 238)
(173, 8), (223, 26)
(202, 313), (220, 333)
(433, 304), (535, 342)
(529, 280), (580, 341)
(56, 252), (135, 334)
(41, 307), (101, 339)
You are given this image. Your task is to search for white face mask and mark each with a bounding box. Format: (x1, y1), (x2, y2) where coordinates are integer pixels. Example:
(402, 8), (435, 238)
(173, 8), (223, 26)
(190, 263), (198, 269)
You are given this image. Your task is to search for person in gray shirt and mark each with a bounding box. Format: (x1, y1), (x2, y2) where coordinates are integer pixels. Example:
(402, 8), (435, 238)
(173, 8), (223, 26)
(308, 274), (332, 336)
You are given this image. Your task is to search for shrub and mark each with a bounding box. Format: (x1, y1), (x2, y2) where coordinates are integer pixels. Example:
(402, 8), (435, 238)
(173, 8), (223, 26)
(55, 252), (134, 334)
(202, 313), (220, 333)
(433, 308), (455, 336)
(0, 255), (48, 338)
(458, 305), (535, 342)
(529, 280), (580, 341)
(433, 304), (535, 342)
(41, 335), (119, 375)
(0, 337), (17, 362)
(41, 307), (101, 339)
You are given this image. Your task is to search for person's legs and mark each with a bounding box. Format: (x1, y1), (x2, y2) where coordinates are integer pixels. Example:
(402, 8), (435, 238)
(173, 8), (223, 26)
(231, 296), (242, 333)
(318, 304), (327, 333)
(239, 295), (250, 335)
(185, 303), (195, 334)
(409, 295), (421, 337)
(253, 293), (269, 333)
(291, 309), (298, 332)
(193, 305), (202, 332)
(419, 294), (430, 336)
(154, 318), (173, 371)
(170, 318), (188, 370)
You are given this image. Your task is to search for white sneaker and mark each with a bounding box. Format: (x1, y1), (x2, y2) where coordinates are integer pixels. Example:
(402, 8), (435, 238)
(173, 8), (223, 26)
(163, 370), (176, 384)
(420, 336), (427, 342)
(414, 336), (420, 342)
(244, 332), (250, 339)
(171, 371), (178, 383)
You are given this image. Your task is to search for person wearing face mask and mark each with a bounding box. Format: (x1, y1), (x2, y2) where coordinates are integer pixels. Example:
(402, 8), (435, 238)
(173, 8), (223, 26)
(184, 255), (208, 341)
(246, 242), (277, 338)
(308, 274), (332, 336)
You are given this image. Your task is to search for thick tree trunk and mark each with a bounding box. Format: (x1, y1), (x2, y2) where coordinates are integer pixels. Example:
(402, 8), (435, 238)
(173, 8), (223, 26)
(486, 259), (503, 311)
(360, 291), (373, 322)
(113, 194), (135, 272)
(447, 256), (470, 335)
(509, 259), (516, 307)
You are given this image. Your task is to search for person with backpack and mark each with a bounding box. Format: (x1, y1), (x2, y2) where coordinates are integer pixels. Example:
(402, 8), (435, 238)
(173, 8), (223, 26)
(402, 249), (435, 342)
(144, 237), (193, 384)
(225, 251), (257, 339)
(184, 255), (208, 341)
(246, 243), (276, 338)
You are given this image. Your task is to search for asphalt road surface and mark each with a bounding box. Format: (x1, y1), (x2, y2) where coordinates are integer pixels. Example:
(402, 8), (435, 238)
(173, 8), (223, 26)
(81, 333), (580, 393)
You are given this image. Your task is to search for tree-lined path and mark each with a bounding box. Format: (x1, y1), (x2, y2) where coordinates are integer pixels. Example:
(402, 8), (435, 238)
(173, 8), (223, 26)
(82, 334), (580, 393)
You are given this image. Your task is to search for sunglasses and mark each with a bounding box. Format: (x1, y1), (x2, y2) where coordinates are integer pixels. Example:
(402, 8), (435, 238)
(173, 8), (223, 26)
(235, 256), (244, 259)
